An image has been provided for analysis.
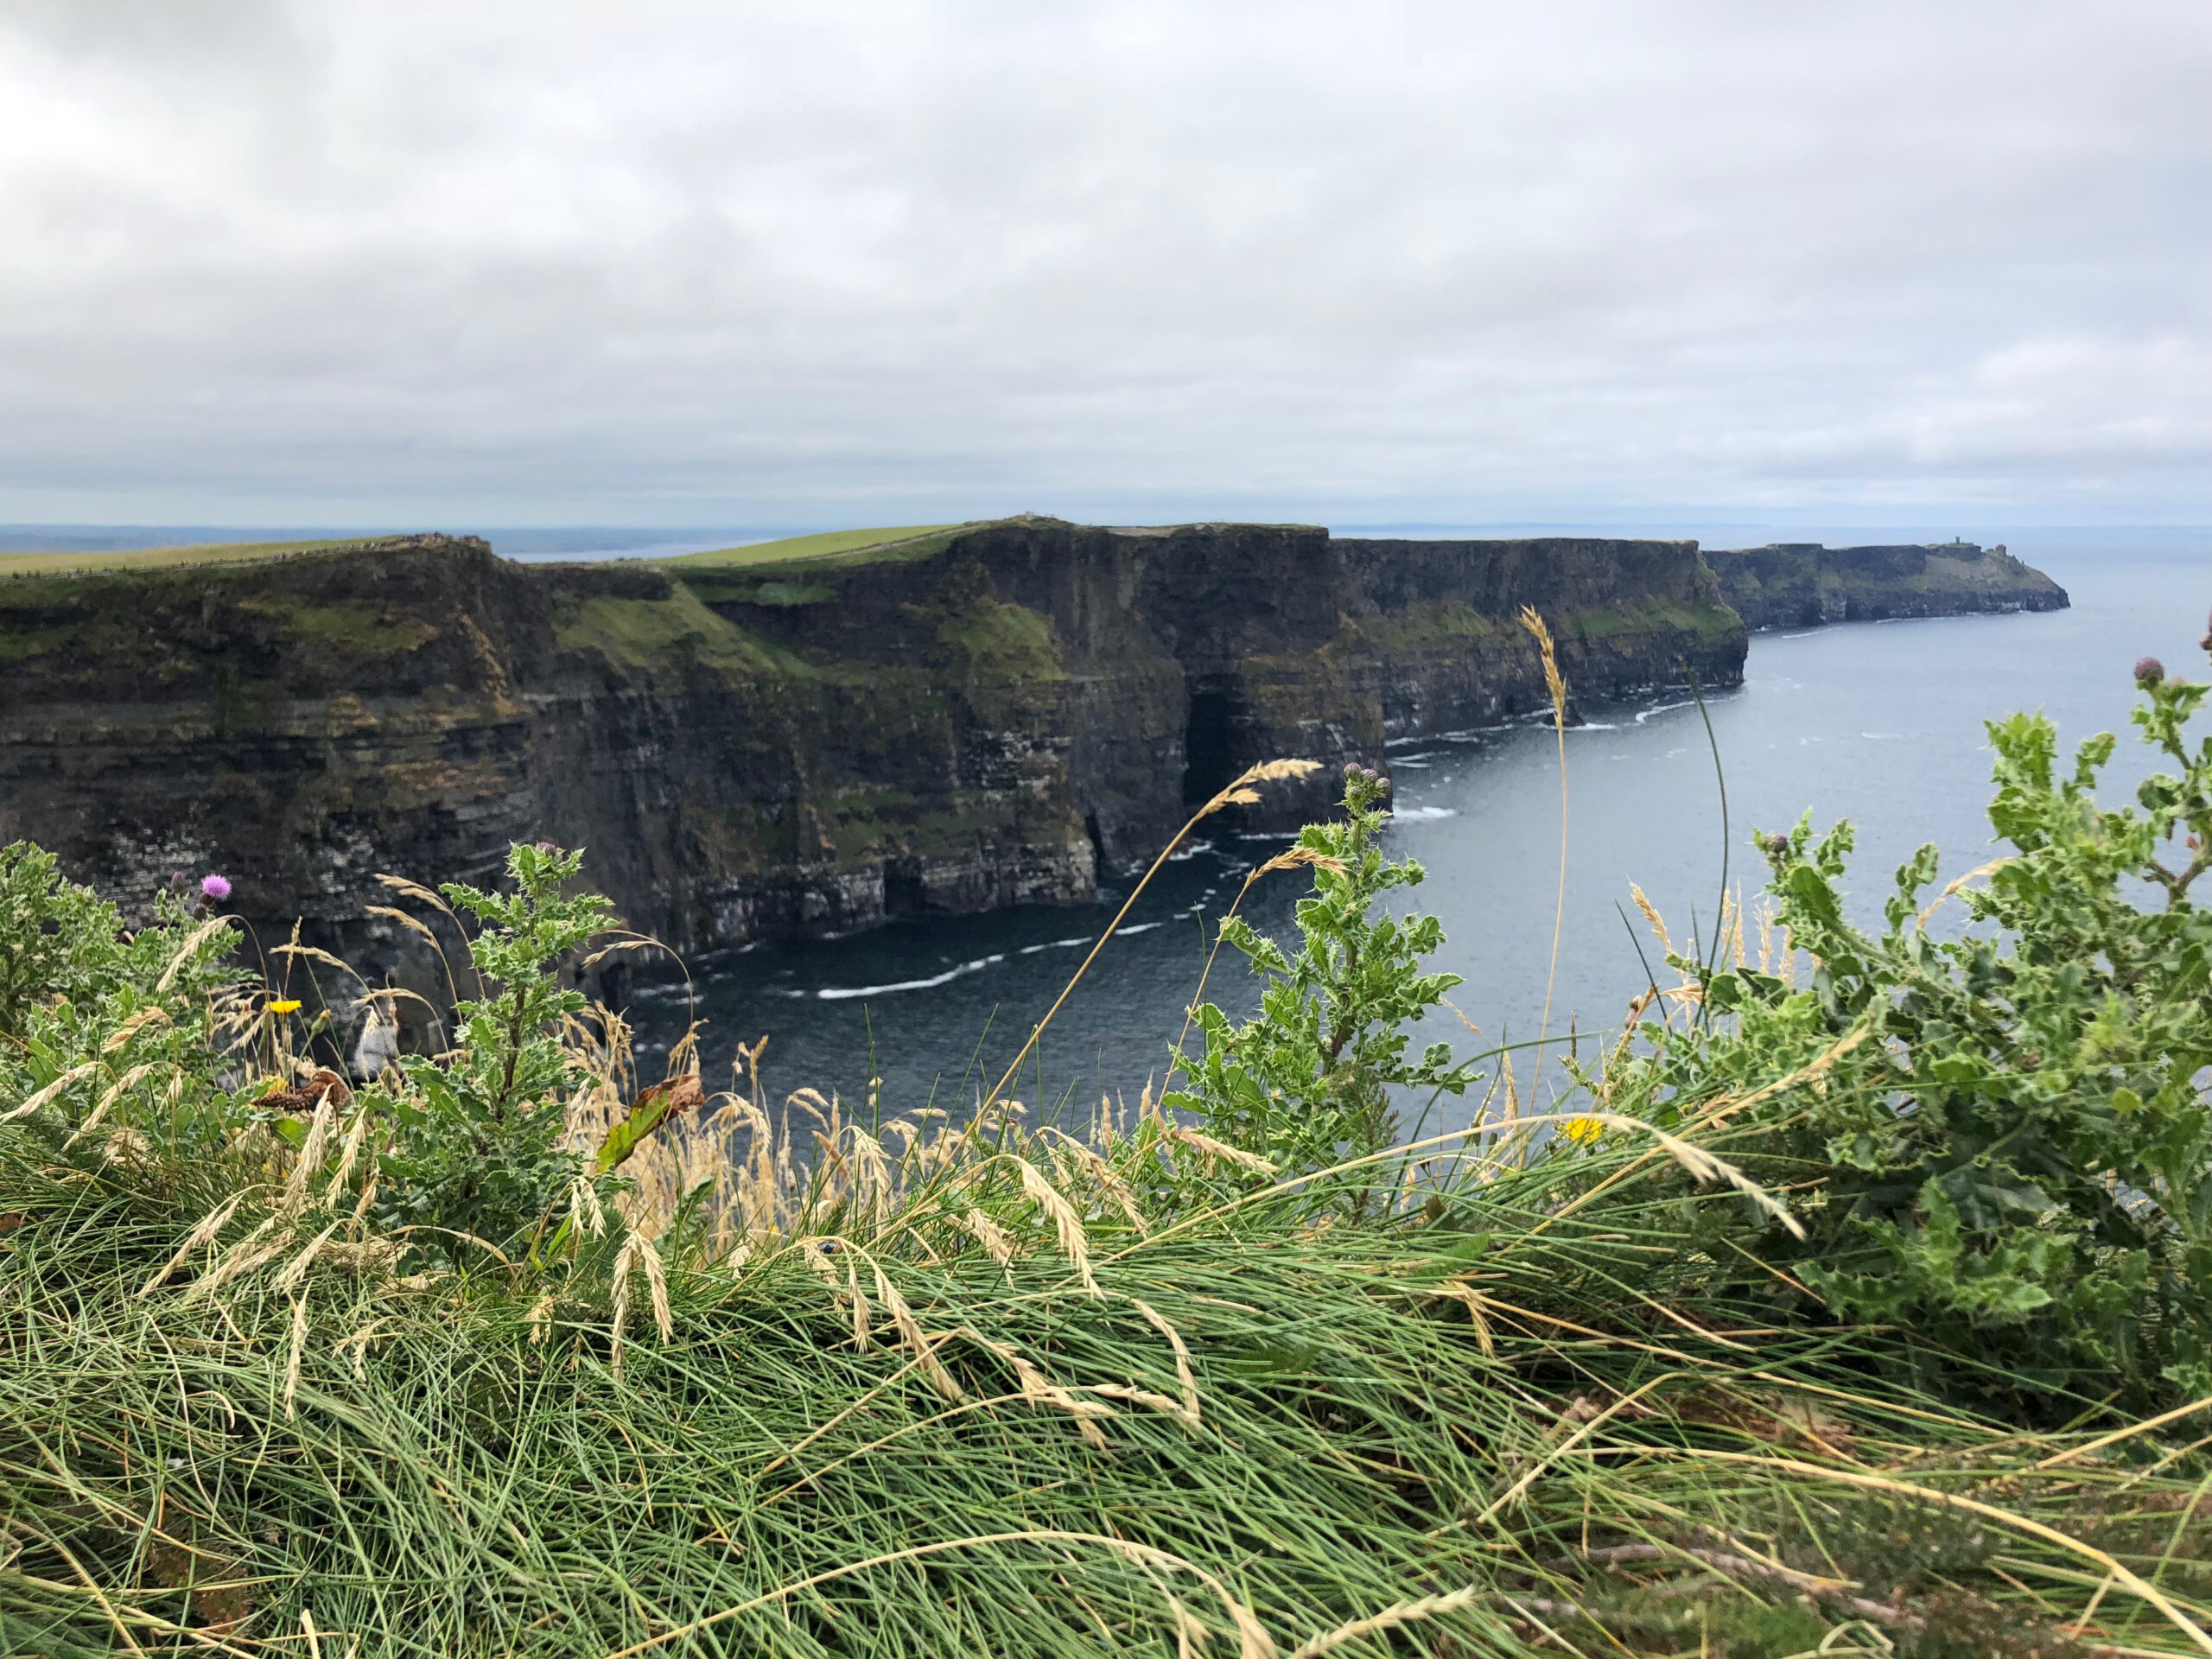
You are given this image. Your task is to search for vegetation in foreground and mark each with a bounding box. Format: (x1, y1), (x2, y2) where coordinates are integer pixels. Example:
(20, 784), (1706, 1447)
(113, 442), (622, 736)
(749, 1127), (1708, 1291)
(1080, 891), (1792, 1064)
(3, 622), (2210, 1657)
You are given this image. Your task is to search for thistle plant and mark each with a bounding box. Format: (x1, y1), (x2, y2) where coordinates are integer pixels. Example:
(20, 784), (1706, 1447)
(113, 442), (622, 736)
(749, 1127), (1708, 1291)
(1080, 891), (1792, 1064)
(0, 844), (243, 1163)
(373, 842), (616, 1262)
(1165, 765), (1479, 1185)
(1614, 635), (2212, 1408)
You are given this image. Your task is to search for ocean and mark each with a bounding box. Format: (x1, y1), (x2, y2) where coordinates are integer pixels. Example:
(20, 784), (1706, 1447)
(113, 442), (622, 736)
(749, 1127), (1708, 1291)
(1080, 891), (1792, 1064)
(618, 526), (2210, 1131)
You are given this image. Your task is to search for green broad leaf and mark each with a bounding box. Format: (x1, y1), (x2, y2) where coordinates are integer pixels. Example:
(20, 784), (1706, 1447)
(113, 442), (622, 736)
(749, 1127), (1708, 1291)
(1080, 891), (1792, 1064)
(594, 1075), (702, 1174)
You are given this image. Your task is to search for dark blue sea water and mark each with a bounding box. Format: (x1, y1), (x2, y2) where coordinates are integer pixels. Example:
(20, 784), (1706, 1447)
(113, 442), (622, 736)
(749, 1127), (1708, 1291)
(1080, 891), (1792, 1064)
(622, 527), (2209, 1129)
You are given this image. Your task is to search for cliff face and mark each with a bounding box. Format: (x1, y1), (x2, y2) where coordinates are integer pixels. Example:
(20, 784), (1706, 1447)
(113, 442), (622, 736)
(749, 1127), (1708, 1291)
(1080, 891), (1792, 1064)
(0, 519), (1740, 1033)
(1709, 541), (2069, 630)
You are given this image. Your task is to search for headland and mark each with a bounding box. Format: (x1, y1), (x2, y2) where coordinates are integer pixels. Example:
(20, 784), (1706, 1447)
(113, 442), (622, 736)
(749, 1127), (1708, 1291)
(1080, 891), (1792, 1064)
(1708, 538), (2068, 629)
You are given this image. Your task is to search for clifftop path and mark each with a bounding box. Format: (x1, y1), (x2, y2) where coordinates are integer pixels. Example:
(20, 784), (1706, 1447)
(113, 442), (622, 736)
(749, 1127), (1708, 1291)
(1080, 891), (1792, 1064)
(2, 518), (1738, 1027)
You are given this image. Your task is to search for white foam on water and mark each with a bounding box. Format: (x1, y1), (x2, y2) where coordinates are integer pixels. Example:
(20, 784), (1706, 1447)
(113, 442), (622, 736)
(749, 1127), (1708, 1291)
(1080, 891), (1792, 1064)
(805, 953), (1008, 1001)
(1390, 805), (1459, 821)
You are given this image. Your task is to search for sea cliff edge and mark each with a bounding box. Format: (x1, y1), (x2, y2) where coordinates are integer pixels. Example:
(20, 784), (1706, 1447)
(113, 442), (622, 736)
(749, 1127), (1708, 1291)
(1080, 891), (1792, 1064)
(0, 517), (2063, 1038)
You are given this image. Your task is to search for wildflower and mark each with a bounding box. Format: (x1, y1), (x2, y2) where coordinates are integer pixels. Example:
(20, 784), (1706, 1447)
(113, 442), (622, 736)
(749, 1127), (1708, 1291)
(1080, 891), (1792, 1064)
(1762, 833), (1792, 859)
(168, 870), (189, 889)
(533, 840), (558, 854)
(268, 999), (302, 1014)
(2135, 657), (2165, 687)
(1561, 1116), (1605, 1147)
(200, 874), (232, 902)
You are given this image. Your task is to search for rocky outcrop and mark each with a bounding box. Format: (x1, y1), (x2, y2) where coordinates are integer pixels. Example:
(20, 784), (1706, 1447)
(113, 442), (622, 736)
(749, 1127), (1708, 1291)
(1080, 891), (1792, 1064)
(0, 518), (1739, 1036)
(1709, 540), (2069, 630)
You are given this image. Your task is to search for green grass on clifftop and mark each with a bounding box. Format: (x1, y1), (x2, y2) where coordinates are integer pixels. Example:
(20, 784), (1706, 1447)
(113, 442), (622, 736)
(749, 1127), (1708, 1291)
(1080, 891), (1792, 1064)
(657, 523), (969, 571)
(0, 537), (386, 577)
(551, 583), (817, 678)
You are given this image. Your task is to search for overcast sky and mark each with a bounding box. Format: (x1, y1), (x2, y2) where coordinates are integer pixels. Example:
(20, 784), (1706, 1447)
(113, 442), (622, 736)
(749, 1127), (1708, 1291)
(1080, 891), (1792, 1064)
(0, 1), (2205, 529)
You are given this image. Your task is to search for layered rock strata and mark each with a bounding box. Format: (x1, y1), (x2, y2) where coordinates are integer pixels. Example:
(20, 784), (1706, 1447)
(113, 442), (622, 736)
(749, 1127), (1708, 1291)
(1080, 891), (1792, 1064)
(1709, 540), (2069, 630)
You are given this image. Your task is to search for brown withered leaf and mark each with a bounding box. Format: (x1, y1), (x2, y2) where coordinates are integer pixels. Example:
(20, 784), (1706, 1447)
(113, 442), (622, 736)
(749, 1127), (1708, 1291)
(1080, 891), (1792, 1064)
(258, 1069), (353, 1116)
(143, 1532), (254, 1633)
(636, 1072), (705, 1118)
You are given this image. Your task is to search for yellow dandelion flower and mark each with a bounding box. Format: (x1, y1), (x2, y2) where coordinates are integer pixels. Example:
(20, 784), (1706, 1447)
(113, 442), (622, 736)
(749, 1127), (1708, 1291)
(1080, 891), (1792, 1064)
(1561, 1116), (1605, 1147)
(268, 998), (302, 1014)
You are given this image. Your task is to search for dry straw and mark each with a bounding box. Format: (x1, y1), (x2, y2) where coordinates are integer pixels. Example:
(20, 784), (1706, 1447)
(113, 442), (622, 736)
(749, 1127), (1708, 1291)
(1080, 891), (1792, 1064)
(1163, 1123), (1276, 1177)
(60, 1061), (157, 1149)
(283, 1294), (311, 1418)
(1013, 1156), (1098, 1294)
(100, 1005), (169, 1053)
(1286, 1586), (1485, 1658)
(962, 1209), (1016, 1274)
(3, 1060), (97, 1122)
(155, 915), (232, 993)
(872, 1262), (963, 1401)
(137, 1193), (244, 1297)
(1046, 1128), (1151, 1234)
(980, 757), (1322, 1116)
(607, 1230), (671, 1378)
(1130, 1298), (1201, 1423)
(1518, 605), (1571, 1113)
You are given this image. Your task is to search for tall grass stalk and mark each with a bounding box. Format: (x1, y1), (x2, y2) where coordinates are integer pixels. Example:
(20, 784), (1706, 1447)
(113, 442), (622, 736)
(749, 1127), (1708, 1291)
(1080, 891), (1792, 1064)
(1518, 607), (1572, 1113)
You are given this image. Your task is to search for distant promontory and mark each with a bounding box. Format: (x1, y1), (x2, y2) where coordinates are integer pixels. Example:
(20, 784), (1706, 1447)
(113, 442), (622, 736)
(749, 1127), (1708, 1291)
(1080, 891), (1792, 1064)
(1708, 538), (2068, 630)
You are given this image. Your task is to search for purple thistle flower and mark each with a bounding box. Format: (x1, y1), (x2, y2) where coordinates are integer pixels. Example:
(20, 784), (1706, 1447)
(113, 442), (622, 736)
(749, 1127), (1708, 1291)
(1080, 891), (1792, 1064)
(2134, 656), (2165, 687)
(168, 870), (189, 889)
(534, 840), (559, 855)
(200, 874), (232, 902)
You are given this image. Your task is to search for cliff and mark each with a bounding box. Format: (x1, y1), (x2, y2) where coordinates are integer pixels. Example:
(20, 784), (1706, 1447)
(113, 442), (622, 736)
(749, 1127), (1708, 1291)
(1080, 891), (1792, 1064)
(1709, 539), (2069, 630)
(1, 518), (1739, 1033)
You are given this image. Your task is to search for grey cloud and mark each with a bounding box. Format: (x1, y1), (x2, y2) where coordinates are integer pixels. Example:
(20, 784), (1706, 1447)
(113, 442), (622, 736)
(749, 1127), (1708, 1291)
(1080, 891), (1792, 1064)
(0, 0), (2205, 525)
